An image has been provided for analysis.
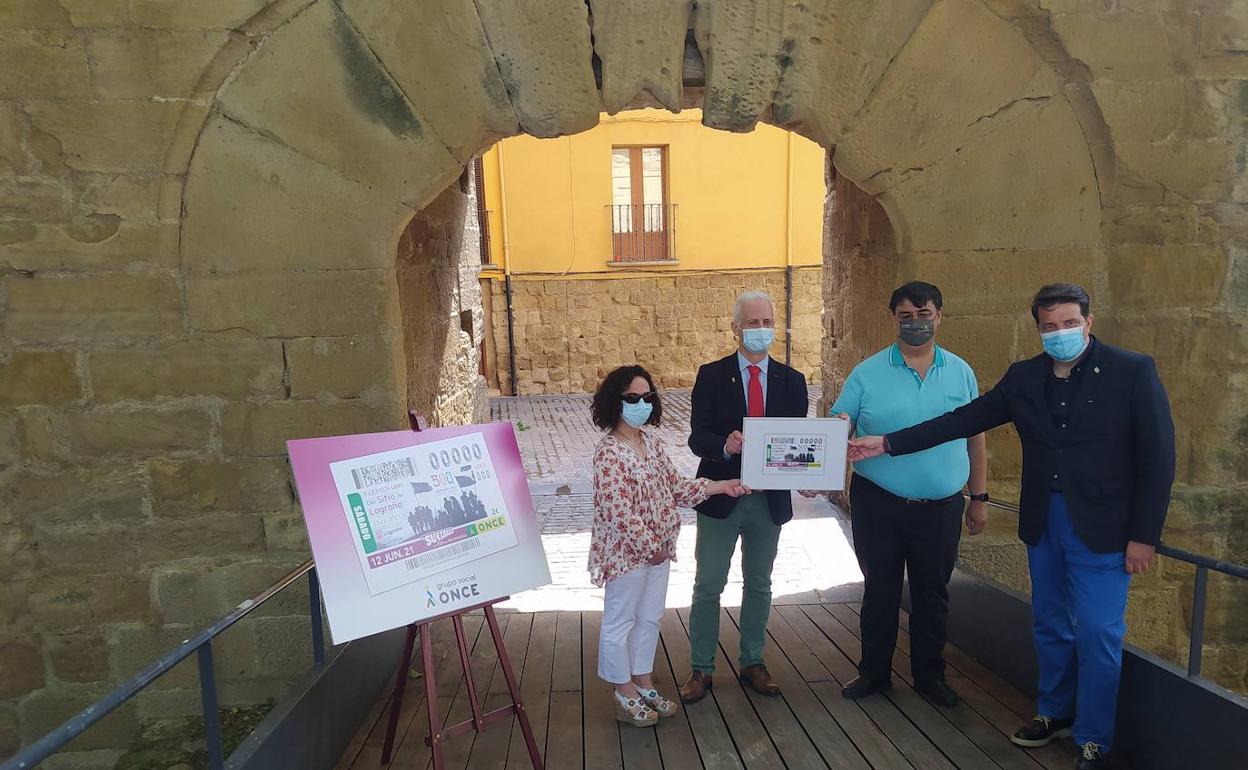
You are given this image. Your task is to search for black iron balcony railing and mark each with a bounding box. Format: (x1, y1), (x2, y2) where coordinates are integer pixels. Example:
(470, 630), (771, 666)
(478, 209), (494, 265)
(607, 203), (677, 263)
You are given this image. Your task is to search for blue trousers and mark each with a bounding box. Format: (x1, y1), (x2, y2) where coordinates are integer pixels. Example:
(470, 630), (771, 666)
(1027, 493), (1131, 750)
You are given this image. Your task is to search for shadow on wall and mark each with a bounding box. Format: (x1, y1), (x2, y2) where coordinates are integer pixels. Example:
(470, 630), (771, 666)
(397, 169), (491, 427)
(820, 155), (897, 415)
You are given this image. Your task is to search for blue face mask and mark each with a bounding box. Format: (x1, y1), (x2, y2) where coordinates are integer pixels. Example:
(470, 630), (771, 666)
(621, 400), (653, 428)
(1041, 327), (1088, 362)
(741, 327), (775, 354)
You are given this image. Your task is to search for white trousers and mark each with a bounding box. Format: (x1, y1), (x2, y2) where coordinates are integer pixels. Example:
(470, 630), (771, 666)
(598, 561), (670, 684)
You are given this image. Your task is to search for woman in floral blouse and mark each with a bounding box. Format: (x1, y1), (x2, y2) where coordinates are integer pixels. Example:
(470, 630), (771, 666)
(590, 365), (748, 727)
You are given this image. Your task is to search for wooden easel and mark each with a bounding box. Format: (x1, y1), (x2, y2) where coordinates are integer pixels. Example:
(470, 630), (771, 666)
(378, 412), (543, 769)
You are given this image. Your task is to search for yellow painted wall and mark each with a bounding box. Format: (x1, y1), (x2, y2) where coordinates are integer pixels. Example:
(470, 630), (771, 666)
(481, 109), (826, 274)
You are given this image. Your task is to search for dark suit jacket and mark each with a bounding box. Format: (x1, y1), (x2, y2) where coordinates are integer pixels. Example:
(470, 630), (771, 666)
(886, 338), (1175, 552)
(689, 353), (809, 525)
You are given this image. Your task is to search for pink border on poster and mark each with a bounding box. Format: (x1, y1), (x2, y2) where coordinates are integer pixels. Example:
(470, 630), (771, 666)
(288, 421), (549, 644)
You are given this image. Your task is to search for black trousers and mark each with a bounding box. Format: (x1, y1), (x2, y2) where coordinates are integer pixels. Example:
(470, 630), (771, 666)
(849, 474), (964, 685)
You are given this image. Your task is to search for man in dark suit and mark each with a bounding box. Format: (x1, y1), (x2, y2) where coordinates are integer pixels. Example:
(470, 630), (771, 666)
(680, 290), (809, 703)
(849, 283), (1175, 770)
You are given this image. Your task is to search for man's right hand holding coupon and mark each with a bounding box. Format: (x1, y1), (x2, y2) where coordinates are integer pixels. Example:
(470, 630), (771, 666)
(847, 435), (886, 461)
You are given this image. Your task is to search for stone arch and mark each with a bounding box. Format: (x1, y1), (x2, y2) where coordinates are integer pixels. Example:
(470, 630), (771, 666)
(170, 1), (1108, 617)
(31, 0), (1248, 749)
(176, 0), (1104, 429)
(168, 1), (1119, 666)
(9, 0), (1248, 740)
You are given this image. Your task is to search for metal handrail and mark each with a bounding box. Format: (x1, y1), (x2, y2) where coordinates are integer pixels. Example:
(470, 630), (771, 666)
(3, 559), (324, 770)
(11, 495), (1245, 766)
(971, 494), (1247, 678)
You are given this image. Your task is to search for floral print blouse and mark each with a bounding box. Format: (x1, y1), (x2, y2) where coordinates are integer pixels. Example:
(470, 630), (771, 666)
(588, 430), (711, 587)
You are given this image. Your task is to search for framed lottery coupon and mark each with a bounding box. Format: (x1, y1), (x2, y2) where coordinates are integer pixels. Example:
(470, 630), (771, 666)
(288, 422), (551, 644)
(740, 417), (850, 491)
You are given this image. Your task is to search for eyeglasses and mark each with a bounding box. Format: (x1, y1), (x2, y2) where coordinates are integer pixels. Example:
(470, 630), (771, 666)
(621, 392), (657, 404)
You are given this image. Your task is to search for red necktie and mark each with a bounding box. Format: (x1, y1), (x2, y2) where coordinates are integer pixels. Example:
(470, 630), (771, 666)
(747, 365), (764, 418)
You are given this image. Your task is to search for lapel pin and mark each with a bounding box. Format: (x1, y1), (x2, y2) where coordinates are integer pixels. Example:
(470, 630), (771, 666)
(1094, 366), (1101, 374)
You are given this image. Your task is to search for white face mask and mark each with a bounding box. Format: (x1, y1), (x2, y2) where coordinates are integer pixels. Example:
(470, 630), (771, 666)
(741, 327), (774, 353)
(621, 400), (653, 428)
(1041, 327), (1088, 362)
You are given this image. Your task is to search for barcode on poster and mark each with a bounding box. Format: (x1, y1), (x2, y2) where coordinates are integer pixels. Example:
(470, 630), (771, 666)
(404, 538), (481, 571)
(351, 457), (415, 490)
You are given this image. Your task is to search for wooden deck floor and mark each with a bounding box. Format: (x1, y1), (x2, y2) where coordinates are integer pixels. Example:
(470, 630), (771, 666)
(336, 604), (1076, 770)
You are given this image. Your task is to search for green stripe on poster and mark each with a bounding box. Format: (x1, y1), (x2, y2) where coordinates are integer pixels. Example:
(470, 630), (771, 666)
(347, 493), (378, 553)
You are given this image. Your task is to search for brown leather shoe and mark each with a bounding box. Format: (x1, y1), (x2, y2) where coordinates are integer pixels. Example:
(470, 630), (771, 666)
(739, 664), (781, 696)
(680, 671), (713, 704)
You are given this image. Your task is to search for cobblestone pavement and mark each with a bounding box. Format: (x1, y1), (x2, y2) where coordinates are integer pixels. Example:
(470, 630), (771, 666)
(491, 388), (822, 488)
(492, 387), (865, 614)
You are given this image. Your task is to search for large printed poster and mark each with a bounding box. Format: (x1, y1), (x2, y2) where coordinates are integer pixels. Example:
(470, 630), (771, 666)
(329, 433), (519, 596)
(289, 422), (551, 644)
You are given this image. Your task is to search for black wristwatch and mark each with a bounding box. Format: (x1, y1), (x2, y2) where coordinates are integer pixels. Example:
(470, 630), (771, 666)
(969, 493), (989, 502)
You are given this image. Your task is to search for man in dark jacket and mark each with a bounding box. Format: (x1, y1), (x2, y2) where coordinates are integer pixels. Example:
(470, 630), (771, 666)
(680, 290), (809, 704)
(848, 283), (1175, 770)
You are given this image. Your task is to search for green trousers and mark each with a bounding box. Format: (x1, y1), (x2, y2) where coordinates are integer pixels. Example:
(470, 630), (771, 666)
(688, 493), (782, 672)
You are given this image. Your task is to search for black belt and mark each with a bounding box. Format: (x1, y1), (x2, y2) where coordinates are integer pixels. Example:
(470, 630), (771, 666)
(854, 475), (962, 507)
(899, 492), (962, 506)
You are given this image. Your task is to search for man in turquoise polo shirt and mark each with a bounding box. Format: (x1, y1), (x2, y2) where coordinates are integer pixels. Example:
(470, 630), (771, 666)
(831, 281), (988, 707)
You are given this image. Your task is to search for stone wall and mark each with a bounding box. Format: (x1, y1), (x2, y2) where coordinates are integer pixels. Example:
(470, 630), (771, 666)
(0, 17), (488, 759)
(823, 0), (1248, 690)
(1033, 0), (1248, 692)
(484, 268), (823, 395)
(398, 172), (492, 426)
(2, 0), (1247, 761)
(820, 163), (898, 403)
(0, 187), (485, 764)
